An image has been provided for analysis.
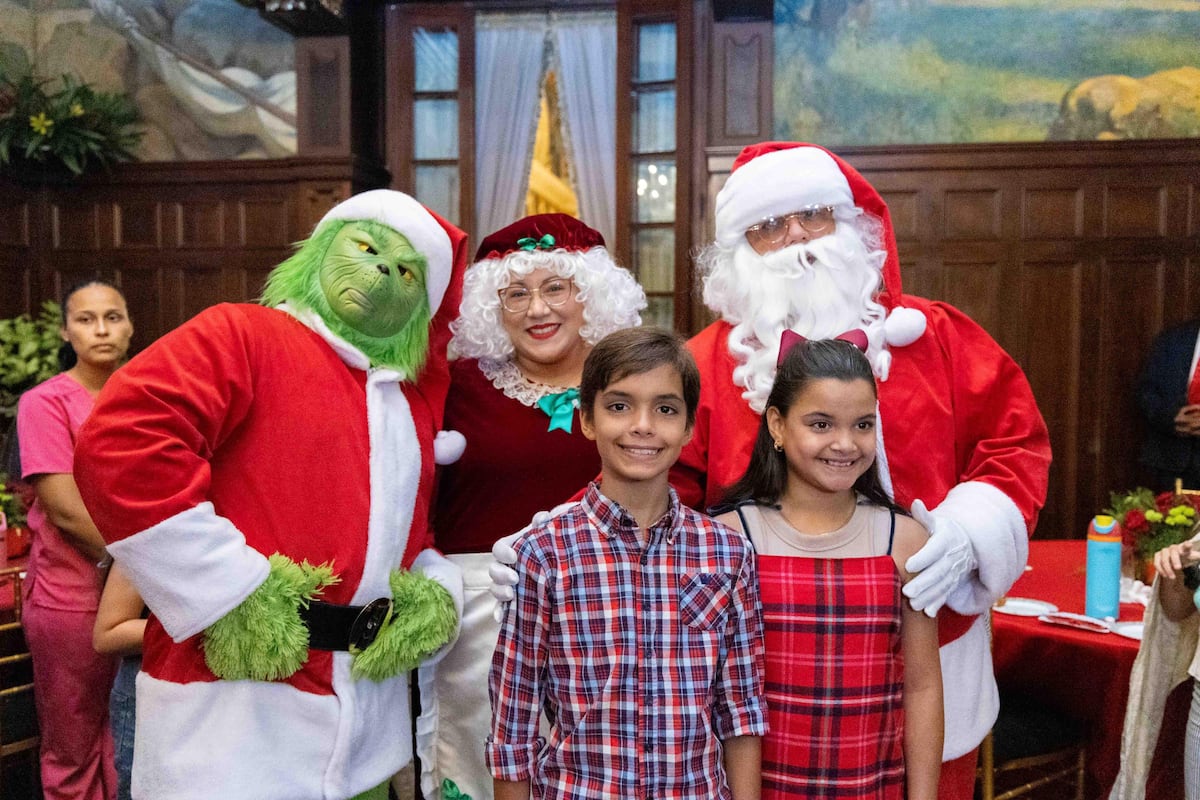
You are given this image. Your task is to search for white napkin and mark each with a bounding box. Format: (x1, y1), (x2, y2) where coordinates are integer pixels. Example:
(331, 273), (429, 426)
(1119, 576), (1151, 607)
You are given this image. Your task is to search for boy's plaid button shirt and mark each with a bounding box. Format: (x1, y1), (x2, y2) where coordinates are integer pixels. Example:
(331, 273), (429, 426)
(487, 483), (767, 799)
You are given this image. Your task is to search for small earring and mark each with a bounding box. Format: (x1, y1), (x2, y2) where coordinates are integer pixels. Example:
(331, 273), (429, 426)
(773, 440), (784, 452)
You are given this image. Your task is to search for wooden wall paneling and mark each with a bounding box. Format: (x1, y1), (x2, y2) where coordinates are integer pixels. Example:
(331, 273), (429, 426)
(177, 201), (226, 249)
(1191, 181), (1200, 237)
(239, 199), (293, 250)
(942, 189), (1002, 241)
(1103, 184), (1167, 238)
(51, 201), (102, 252)
(1022, 186), (1084, 240)
(708, 19), (772, 146)
(0, 195), (32, 318)
(1096, 255), (1169, 509)
(180, 262), (226, 325)
(113, 264), (163, 358)
(114, 200), (162, 250)
(1019, 258), (1085, 538)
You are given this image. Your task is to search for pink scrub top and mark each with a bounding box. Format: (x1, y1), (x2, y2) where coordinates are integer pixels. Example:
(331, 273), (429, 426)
(16, 372), (104, 611)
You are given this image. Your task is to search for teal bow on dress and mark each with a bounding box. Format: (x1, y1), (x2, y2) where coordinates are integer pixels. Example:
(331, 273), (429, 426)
(440, 779), (472, 800)
(537, 387), (580, 433)
(517, 234), (556, 251)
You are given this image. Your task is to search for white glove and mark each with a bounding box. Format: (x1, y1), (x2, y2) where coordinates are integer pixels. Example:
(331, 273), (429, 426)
(902, 498), (979, 618)
(489, 503), (578, 622)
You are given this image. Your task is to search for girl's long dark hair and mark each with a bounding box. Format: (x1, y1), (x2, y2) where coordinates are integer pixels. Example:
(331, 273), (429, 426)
(58, 278), (124, 371)
(721, 338), (903, 514)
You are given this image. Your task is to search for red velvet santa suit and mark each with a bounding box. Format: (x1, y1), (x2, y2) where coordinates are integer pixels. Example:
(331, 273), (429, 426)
(73, 195), (469, 800)
(672, 143), (1052, 786)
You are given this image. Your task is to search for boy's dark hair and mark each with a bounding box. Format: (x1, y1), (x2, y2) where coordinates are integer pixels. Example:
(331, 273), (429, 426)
(580, 328), (700, 427)
(721, 338), (902, 513)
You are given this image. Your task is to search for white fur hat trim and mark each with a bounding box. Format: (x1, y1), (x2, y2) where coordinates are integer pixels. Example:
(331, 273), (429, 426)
(715, 147), (855, 248)
(318, 190), (454, 313)
(884, 306), (927, 347)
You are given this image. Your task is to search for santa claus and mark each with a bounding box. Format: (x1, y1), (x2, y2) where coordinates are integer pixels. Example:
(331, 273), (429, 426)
(678, 142), (1052, 798)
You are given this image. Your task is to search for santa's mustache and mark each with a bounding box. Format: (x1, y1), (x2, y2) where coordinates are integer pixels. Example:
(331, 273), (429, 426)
(754, 237), (858, 280)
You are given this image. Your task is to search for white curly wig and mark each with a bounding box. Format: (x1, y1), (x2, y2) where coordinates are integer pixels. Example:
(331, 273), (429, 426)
(450, 247), (647, 360)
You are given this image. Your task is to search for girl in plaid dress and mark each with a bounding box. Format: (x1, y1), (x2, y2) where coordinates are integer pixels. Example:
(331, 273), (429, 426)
(716, 336), (944, 800)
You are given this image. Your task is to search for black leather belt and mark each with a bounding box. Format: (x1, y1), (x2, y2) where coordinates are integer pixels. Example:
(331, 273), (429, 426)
(299, 598), (393, 652)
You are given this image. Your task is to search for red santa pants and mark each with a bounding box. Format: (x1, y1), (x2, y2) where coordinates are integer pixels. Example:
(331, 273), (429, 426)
(939, 747), (980, 800)
(25, 603), (118, 800)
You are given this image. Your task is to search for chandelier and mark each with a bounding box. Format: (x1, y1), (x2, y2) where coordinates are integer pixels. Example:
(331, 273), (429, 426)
(236, 0), (347, 35)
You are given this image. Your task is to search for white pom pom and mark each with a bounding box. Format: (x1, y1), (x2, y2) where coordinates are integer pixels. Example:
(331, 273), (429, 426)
(433, 430), (467, 465)
(884, 307), (927, 347)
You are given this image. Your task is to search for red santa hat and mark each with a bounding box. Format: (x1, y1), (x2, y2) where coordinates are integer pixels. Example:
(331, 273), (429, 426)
(714, 142), (904, 305)
(318, 189), (462, 314)
(474, 213), (605, 262)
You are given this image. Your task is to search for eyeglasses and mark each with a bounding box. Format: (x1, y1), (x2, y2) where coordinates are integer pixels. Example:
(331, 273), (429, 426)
(744, 205), (836, 250)
(498, 277), (575, 314)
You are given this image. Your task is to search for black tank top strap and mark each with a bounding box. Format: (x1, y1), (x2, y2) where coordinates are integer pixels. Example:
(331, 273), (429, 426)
(886, 507), (896, 556)
(708, 500), (760, 552)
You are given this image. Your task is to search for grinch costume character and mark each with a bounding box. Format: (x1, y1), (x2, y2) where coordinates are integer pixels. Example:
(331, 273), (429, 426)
(73, 190), (469, 800)
(678, 142), (1052, 799)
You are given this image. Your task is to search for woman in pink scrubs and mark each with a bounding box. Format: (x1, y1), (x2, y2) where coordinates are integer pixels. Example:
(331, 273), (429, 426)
(17, 279), (133, 800)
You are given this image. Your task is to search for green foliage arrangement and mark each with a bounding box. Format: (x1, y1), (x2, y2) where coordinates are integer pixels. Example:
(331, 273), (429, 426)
(0, 72), (142, 177)
(0, 472), (26, 529)
(0, 301), (62, 420)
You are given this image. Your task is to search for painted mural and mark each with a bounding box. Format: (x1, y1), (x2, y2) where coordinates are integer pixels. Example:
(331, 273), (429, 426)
(0, 0), (296, 161)
(774, 0), (1200, 145)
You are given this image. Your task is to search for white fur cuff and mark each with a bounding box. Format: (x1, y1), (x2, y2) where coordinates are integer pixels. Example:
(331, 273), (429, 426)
(411, 548), (465, 665)
(107, 502), (271, 641)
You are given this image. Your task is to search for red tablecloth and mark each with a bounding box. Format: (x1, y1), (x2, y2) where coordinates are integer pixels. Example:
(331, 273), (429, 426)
(993, 540), (1186, 800)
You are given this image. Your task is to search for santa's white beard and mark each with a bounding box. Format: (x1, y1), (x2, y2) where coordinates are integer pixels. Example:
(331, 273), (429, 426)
(701, 224), (889, 412)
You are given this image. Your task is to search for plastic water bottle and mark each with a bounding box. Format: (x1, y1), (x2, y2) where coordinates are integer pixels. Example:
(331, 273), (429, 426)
(1086, 515), (1122, 620)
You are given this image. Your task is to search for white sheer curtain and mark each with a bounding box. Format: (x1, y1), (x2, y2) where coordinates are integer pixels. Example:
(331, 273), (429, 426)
(474, 13), (548, 238)
(550, 11), (617, 246)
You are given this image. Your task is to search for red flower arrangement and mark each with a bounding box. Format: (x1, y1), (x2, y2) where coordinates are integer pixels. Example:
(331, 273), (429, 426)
(1107, 487), (1200, 559)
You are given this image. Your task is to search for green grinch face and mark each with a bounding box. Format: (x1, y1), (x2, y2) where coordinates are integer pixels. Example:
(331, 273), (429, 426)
(318, 222), (428, 338)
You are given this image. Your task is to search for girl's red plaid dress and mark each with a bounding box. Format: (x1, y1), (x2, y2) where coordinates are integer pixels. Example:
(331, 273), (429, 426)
(758, 551), (905, 799)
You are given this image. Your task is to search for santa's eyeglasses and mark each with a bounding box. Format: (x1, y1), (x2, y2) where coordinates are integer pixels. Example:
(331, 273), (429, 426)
(744, 205), (836, 250)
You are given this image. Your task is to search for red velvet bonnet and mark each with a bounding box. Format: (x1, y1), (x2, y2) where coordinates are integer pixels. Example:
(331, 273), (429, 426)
(474, 213), (605, 263)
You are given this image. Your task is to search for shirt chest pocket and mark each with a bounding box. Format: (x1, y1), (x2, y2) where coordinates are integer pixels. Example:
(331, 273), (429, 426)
(678, 572), (733, 631)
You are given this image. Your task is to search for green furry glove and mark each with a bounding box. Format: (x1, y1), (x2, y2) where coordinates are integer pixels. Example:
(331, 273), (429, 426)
(351, 569), (457, 682)
(203, 554), (338, 681)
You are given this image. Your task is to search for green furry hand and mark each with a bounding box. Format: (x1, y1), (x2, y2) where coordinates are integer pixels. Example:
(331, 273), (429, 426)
(204, 554), (338, 681)
(351, 569), (457, 682)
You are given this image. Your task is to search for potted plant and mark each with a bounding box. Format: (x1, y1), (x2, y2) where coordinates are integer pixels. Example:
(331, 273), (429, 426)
(0, 472), (32, 559)
(0, 71), (142, 180)
(0, 301), (62, 486)
(0, 301), (62, 421)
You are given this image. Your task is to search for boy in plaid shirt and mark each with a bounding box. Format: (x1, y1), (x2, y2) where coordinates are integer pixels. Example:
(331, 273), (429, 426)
(487, 327), (767, 800)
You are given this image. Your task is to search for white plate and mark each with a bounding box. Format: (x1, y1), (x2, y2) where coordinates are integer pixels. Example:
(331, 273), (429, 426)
(1110, 621), (1144, 641)
(993, 597), (1058, 617)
